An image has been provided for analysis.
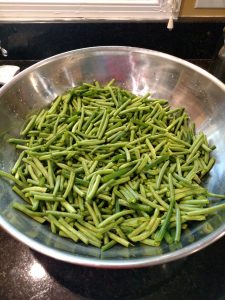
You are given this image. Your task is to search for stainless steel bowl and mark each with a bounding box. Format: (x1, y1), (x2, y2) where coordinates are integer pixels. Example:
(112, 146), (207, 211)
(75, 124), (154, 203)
(0, 46), (225, 268)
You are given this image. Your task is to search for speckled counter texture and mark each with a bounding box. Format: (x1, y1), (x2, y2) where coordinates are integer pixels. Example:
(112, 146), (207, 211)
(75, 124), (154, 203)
(0, 228), (225, 300)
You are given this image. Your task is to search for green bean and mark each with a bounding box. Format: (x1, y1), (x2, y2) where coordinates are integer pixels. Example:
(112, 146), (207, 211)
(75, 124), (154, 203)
(46, 211), (82, 220)
(145, 138), (156, 159)
(12, 185), (30, 203)
(32, 193), (64, 201)
(74, 222), (102, 248)
(0, 170), (26, 188)
(201, 157), (216, 176)
(174, 204), (181, 242)
(140, 239), (160, 247)
(56, 217), (87, 244)
(32, 157), (49, 182)
(22, 186), (47, 193)
(118, 199), (152, 213)
(11, 151), (26, 175)
(180, 199), (209, 205)
(107, 86), (118, 107)
(2, 80), (223, 252)
(154, 174), (175, 242)
(105, 125), (126, 138)
(12, 202), (45, 223)
(63, 170), (75, 198)
(148, 186), (169, 210)
(156, 160), (170, 190)
(86, 174), (101, 202)
(146, 208), (159, 230)
(85, 202), (99, 226)
(98, 210), (134, 228)
(186, 203), (225, 215)
(113, 98), (132, 116)
(97, 217), (124, 235)
(207, 192), (225, 199)
(102, 167), (131, 183)
(187, 134), (204, 161)
(138, 194), (165, 211)
(166, 132), (191, 147)
(47, 160), (54, 189)
(73, 185), (85, 197)
(128, 221), (148, 238)
(129, 218), (161, 242)
(101, 240), (117, 252)
(20, 115), (37, 136)
(108, 232), (130, 247)
(48, 96), (62, 114)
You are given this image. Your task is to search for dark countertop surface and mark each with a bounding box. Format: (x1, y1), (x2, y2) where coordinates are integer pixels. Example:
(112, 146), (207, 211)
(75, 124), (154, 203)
(0, 57), (225, 300)
(0, 21), (225, 300)
(0, 228), (225, 300)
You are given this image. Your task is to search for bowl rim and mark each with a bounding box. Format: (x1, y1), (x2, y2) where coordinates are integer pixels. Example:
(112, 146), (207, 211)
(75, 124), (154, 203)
(1, 45), (225, 95)
(1, 45), (225, 268)
(1, 213), (225, 268)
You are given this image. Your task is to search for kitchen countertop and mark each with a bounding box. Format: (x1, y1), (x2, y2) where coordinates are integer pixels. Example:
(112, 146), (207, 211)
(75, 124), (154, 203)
(0, 57), (225, 300)
(0, 20), (225, 299)
(0, 228), (225, 300)
(0, 22), (224, 61)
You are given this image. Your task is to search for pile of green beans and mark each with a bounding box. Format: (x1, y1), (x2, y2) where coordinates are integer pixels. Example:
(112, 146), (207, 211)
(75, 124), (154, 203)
(1, 79), (225, 251)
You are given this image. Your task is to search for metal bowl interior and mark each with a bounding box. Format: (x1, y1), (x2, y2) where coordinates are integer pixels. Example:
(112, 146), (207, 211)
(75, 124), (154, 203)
(0, 46), (225, 268)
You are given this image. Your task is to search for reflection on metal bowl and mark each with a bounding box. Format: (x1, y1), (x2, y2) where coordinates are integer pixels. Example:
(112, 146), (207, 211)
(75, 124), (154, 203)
(0, 46), (225, 268)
